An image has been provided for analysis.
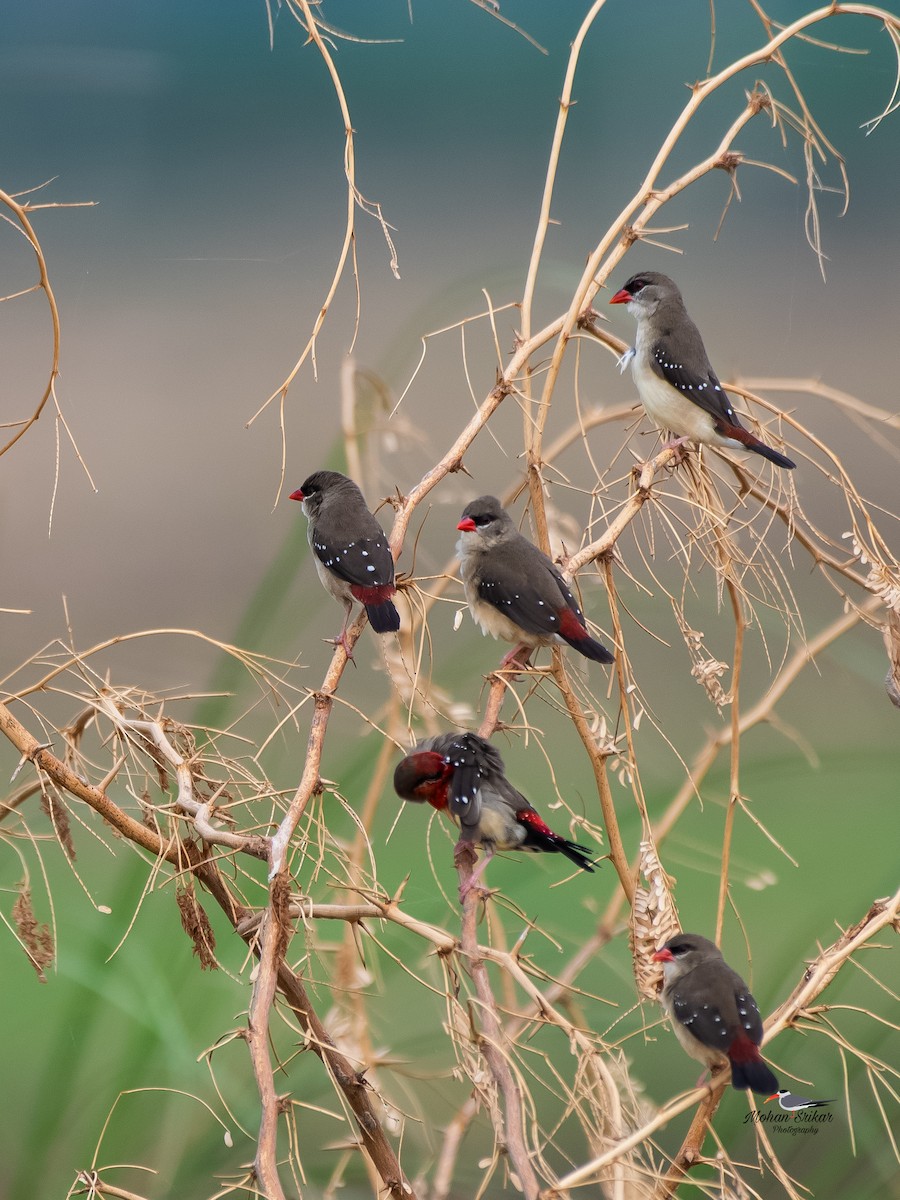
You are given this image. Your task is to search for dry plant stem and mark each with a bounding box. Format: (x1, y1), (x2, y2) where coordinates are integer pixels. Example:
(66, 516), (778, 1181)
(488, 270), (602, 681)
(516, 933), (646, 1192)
(531, 4), (900, 480)
(432, 1096), (480, 1200)
(565, 448), (679, 575)
(0, 703), (182, 863)
(551, 655), (635, 904)
(1, 699), (415, 1200)
(551, 886), (900, 1195)
(0, 187), (61, 458)
(274, 961), (417, 1200)
(251, 0), (398, 486)
(652, 1086), (725, 1200)
(456, 850), (541, 1200)
(714, 579), (744, 946)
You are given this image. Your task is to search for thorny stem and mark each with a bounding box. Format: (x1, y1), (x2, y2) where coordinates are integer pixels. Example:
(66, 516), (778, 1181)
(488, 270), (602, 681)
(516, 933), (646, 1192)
(715, 577), (745, 946)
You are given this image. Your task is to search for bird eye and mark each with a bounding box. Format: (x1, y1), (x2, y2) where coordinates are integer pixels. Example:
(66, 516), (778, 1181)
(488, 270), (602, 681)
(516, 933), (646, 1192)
(473, 513), (493, 527)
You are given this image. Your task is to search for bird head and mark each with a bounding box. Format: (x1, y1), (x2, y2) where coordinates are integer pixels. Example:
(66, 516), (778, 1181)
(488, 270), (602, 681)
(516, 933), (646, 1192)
(609, 271), (679, 318)
(765, 1091), (789, 1104)
(289, 470), (357, 518)
(393, 750), (452, 807)
(652, 932), (722, 980)
(456, 496), (512, 547)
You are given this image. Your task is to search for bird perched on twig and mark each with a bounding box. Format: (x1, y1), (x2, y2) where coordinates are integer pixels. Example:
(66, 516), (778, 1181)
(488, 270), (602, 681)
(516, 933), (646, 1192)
(455, 495), (614, 669)
(609, 271), (795, 470)
(765, 1089), (835, 1117)
(653, 932), (779, 1096)
(290, 470), (400, 653)
(393, 731), (597, 896)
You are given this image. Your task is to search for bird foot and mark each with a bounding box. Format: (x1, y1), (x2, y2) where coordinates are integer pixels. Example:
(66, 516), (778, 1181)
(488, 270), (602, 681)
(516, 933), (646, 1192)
(326, 632), (356, 663)
(498, 644), (533, 673)
(458, 876), (493, 904)
(661, 436), (690, 466)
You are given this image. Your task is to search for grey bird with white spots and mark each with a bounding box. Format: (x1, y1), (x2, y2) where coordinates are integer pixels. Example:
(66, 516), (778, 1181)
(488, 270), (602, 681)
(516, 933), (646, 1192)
(653, 932), (780, 1095)
(455, 495), (614, 669)
(290, 470), (400, 652)
(609, 271), (795, 469)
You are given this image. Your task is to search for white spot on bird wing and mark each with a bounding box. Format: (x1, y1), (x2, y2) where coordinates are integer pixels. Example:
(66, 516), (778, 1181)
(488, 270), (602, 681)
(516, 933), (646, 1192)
(366, 565), (375, 572)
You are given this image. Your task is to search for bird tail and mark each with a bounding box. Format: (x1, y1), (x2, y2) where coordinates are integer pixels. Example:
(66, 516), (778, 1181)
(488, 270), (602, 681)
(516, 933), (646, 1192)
(729, 1039), (780, 1095)
(516, 809), (596, 871)
(555, 608), (615, 663)
(365, 599), (401, 633)
(556, 838), (597, 872)
(559, 631), (615, 663)
(718, 421), (796, 470)
(350, 584), (401, 633)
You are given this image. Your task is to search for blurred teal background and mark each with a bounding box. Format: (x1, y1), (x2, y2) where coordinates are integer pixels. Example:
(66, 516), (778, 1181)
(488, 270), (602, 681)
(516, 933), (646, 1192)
(1, 2), (899, 1197)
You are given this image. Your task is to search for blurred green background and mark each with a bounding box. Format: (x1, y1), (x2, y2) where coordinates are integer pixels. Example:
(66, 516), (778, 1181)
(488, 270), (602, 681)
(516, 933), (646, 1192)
(2, 2), (899, 1197)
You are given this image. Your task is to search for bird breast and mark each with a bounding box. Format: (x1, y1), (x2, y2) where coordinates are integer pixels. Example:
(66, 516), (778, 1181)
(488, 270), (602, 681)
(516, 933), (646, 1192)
(469, 799), (527, 852)
(632, 352), (718, 443)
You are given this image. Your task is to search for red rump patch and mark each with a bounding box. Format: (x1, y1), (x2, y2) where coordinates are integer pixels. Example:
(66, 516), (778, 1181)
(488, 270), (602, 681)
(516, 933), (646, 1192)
(350, 583), (396, 604)
(728, 1032), (762, 1062)
(556, 605), (588, 640)
(516, 807), (557, 839)
(717, 421), (755, 447)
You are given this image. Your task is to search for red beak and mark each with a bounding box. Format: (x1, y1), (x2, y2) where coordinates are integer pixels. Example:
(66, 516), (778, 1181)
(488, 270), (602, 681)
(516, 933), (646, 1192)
(457, 517), (477, 532)
(289, 489), (305, 502)
(609, 288), (631, 305)
(652, 948), (674, 963)
(764, 1094), (779, 1104)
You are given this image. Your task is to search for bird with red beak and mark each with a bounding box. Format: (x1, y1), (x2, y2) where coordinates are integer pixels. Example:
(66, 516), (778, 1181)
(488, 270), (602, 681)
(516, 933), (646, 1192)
(609, 272), (795, 469)
(455, 495), (614, 669)
(393, 731), (597, 897)
(290, 470), (400, 653)
(652, 932), (779, 1096)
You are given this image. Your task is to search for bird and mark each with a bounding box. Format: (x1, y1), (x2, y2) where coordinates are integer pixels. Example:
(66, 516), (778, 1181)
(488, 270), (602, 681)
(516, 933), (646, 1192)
(765, 1089), (836, 1117)
(393, 731), (596, 895)
(609, 271), (796, 469)
(290, 470), (400, 652)
(652, 932), (780, 1096)
(455, 495), (614, 669)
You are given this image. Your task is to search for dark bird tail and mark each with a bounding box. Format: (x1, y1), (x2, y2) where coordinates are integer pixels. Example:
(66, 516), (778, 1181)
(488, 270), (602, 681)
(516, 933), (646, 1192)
(350, 583), (401, 633)
(555, 608), (615, 663)
(729, 1051), (779, 1096)
(560, 631), (615, 664)
(516, 808), (597, 871)
(718, 421), (796, 470)
(746, 439), (796, 470)
(556, 838), (597, 872)
(365, 599), (401, 633)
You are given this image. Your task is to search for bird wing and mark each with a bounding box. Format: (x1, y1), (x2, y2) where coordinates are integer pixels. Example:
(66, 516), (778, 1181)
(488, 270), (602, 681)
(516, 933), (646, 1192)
(648, 333), (744, 430)
(311, 527), (395, 589)
(442, 734), (508, 832)
(478, 551), (585, 638)
(672, 961), (764, 1050)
